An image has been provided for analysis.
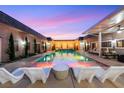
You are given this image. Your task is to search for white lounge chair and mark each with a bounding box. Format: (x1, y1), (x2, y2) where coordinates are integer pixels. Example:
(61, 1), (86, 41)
(22, 67), (51, 84)
(72, 66), (101, 83)
(95, 66), (124, 83)
(0, 68), (24, 84)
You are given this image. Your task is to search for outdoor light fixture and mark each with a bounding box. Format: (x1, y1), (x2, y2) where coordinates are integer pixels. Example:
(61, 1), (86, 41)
(80, 42), (85, 45)
(22, 41), (26, 45)
(117, 25), (124, 34)
(20, 40), (26, 46)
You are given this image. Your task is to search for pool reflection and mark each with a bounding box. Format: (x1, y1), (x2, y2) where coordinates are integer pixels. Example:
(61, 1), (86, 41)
(31, 61), (96, 68)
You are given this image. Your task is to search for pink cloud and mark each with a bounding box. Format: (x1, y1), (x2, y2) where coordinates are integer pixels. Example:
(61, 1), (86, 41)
(23, 13), (100, 27)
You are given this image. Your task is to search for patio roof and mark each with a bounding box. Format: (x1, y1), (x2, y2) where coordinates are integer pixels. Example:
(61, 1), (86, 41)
(85, 34), (98, 38)
(82, 7), (124, 35)
(0, 11), (46, 40)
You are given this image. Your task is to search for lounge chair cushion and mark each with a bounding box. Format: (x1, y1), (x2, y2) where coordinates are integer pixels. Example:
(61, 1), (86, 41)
(73, 67), (80, 78)
(12, 68), (24, 77)
(95, 67), (106, 78)
(43, 68), (51, 78)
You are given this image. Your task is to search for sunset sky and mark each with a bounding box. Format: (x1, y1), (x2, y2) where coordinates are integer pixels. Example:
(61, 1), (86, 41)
(0, 5), (122, 40)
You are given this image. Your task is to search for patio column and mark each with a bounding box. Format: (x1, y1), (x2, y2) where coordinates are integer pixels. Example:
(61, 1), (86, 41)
(98, 32), (102, 57)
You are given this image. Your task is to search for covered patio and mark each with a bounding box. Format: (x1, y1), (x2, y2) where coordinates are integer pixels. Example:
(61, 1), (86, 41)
(81, 8), (124, 62)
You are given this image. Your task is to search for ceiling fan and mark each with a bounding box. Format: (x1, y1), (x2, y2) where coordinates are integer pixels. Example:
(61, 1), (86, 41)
(117, 25), (124, 33)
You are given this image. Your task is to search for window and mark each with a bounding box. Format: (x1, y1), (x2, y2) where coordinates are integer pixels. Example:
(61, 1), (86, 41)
(102, 41), (112, 47)
(117, 40), (124, 47)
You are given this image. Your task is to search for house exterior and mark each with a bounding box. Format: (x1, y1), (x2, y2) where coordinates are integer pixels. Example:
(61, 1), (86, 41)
(0, 11), (47, 63)
(82, 8), (124, 57)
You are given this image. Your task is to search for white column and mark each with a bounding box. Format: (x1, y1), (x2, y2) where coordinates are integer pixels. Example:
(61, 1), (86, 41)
(98, 32), (102, 57)
(80, 41), (83, 50)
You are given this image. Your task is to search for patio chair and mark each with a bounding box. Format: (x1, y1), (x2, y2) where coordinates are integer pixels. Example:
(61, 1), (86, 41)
(22, 67), (51, 84)
(72, 66), (101, 83)
(0, 68), (24, 84)
(95, 66), (124, 83)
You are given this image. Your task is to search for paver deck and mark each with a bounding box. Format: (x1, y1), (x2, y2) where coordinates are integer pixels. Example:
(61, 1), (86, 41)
(78, 51), (124, 66)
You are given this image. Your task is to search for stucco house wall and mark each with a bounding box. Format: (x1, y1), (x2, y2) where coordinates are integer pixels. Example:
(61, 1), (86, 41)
(0, 11), (46, 63)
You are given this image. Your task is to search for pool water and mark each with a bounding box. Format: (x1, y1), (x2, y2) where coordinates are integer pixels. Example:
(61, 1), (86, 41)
(34, 49), (97, 68)
(54, 49), (95, 62)
(36, 53), (55, 62)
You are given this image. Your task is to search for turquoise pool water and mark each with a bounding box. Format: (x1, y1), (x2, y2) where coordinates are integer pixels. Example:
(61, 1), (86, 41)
(36, 53), (55, 62)
(36, 49), (95, 63)
(33, 49), (108, 68)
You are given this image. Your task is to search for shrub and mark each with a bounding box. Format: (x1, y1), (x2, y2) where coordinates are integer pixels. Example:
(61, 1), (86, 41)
(24, 37), (28, 57)
(34, 39), (37, 53)
(6, 33), (16, 61)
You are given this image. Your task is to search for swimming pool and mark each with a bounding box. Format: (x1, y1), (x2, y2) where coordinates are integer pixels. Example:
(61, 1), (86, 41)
(33, 49), (99, 67)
